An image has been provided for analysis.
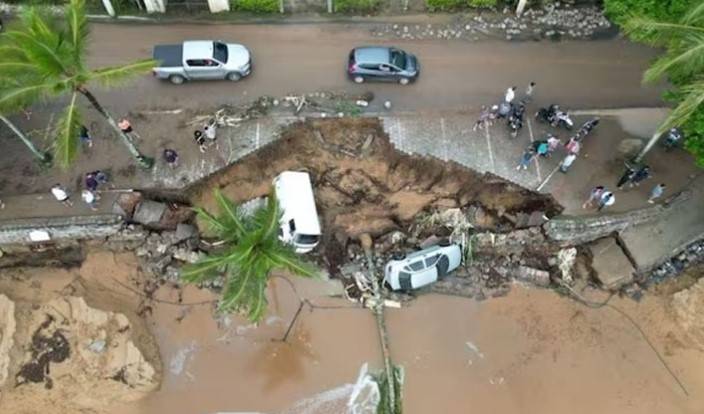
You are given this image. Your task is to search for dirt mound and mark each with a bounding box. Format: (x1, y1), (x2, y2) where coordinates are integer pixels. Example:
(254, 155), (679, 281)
(190, 118), (561, 274)
(0, 253), (162, 414)
(671, 278), (704, 350)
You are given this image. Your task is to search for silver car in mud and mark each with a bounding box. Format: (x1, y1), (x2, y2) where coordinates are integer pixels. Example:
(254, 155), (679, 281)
(384, 242), (462, 291)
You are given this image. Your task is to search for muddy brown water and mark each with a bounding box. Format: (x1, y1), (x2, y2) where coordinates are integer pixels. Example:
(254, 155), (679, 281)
(114, 277), (704, 414)
(2, 252), (704, 414)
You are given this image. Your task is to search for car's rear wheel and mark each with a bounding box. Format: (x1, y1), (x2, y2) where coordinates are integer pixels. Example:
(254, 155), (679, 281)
(227, 72), (242, 82)
(353, 76), (365, 84)
(439, 238), (451, 247)
(399, 77), (410, 85)
(169, 75), (185, 85)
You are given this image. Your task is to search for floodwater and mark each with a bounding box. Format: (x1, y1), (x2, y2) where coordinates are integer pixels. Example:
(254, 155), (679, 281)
(109, 268), (704, 414)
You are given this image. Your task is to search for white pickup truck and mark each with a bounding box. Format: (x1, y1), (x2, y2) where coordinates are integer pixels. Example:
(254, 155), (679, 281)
(152, 40), (252, 84)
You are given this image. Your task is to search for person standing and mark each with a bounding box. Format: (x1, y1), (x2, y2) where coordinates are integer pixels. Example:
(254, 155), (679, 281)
(582, 185), (605, 209)
(630, 165), (651, 187)
(648, 183), (666, 203)
(532, 140), (549, 157)
(204, 119), (218, 149)
(79, 125), (93, 148)
(597, 191), (615, 212)
(546, 135), (561, 154)
(118, 118), (140, 140)
(163, 148), (179, 168)
(81, 189), (99, 211)
(565, 136), (581, 155)
(50, 184), (73, 207)
(616, 166), (636, 189)
(193, 130), (206, 153)
(525, 81), (536, 102)
(516, 147), (535, 170)
(505, 86), (517, 103)
(85, 172), (99, 192)
(559, 153), (577, 173)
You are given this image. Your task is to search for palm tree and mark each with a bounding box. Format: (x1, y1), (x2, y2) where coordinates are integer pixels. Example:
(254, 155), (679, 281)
(182, 190), (319, 322)
(0, 0), (156, 169)
(623, 2), (704, 161)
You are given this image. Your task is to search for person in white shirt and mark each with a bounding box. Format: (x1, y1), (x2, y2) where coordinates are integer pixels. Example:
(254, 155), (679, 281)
(81, 189), (98, 211)
(51, 184), (72, 207)
(505, 86), (517, 103)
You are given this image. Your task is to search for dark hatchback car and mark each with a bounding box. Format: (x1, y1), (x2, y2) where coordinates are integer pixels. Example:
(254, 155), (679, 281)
(347, 47), (419, 85)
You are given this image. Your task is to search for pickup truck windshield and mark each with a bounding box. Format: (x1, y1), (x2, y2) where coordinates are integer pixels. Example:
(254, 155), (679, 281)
(213, 42), (228, 63)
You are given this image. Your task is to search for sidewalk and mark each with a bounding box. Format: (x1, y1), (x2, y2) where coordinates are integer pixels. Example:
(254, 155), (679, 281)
(1, 107), (702, 271)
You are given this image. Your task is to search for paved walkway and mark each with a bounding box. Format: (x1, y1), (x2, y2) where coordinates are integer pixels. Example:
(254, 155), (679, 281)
(1, 107), (702, 272)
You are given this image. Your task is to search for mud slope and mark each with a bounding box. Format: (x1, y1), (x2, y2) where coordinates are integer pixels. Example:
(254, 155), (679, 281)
(190, 118), (561, 271)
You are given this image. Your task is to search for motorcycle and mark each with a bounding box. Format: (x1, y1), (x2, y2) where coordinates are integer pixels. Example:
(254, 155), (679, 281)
(662, 127), (684, 151)
(508, 115), (523, 138)
(552, 111), (574, 130)
(535, 104), (559, 124)
(507, 101), (526, 138)
(577, 117), (600, 139)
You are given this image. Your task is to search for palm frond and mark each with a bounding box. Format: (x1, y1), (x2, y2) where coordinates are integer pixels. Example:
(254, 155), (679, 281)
(265, 244), (319, 279)
(192, 206), (228, 235)
(66, 0), (89, 67)
(643, 39), (704, 83)
(683, 1), (704, 26)
(181, 254), (231, 284)
(0, 81), (55, 113)
(657, 79), (704, 134)
(623, 16), (704, 46)
(213, 189), (247, 238)
(53, 92), (82, 168)
(88, 59), (158, 88)
(3, 29), (69, 78)
(251, 191), (282, 244)
(217, 266), (260, 316)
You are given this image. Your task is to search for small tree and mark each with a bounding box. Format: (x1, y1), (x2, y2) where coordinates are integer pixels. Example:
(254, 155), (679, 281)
(623, 2), (704, 162)
(182, 190), (319, 322)
(0, 0), (156, 168)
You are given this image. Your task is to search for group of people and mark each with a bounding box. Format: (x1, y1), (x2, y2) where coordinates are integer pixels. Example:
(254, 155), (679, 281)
(49, 170), (111, 211)
(616, 164), (666, 203)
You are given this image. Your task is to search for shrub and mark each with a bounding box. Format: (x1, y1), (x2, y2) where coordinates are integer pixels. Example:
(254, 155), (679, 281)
(335, 0), (380, 13)
(468, 0), (496, 7)
(231, 0), (279, 13)
(603, 0), (697, 25)
(425, 0), (463, 12)
(426, 0), (497, 11)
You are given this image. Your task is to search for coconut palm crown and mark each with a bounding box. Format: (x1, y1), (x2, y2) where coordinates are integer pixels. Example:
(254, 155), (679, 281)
(0, 0), (156, 168)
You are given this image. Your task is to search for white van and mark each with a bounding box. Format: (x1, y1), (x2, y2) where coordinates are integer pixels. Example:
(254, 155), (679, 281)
(273, 171), (322, 253)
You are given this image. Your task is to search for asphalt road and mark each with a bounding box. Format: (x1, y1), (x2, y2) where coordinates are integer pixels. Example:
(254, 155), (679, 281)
(87, 22), (666, 114)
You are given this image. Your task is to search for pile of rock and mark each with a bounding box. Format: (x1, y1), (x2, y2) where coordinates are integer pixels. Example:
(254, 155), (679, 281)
(371, 4), (612, 41)
(646, 238), (704, 285)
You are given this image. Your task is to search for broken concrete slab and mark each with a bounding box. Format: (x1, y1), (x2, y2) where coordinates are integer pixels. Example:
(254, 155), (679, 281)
(589, 237), (634, 290)
(133, 201), (167, 227)
(175, 223), (198, 243)
(513, 266), (551, 287)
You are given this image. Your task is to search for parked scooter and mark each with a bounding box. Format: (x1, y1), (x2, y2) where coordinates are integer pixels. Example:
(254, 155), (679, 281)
(577, 117), (600, 140)
(535, 104), (559, 124)
(662, 127), (684, 151)
(552, 110), (574, 130)
(507, 101), (526, 138)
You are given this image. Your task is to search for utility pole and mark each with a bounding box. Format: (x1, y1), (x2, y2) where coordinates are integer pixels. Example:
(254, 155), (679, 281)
(516, 0), (528, 17)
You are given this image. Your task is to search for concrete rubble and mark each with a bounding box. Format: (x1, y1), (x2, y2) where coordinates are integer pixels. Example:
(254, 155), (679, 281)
(372, 4), (612, 42)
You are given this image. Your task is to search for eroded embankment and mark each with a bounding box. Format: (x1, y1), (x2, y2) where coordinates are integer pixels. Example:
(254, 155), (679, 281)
(189, 117), (562, 277)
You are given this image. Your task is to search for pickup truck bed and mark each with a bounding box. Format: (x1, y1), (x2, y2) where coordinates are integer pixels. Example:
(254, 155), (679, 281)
(153, 45), (182, 68)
